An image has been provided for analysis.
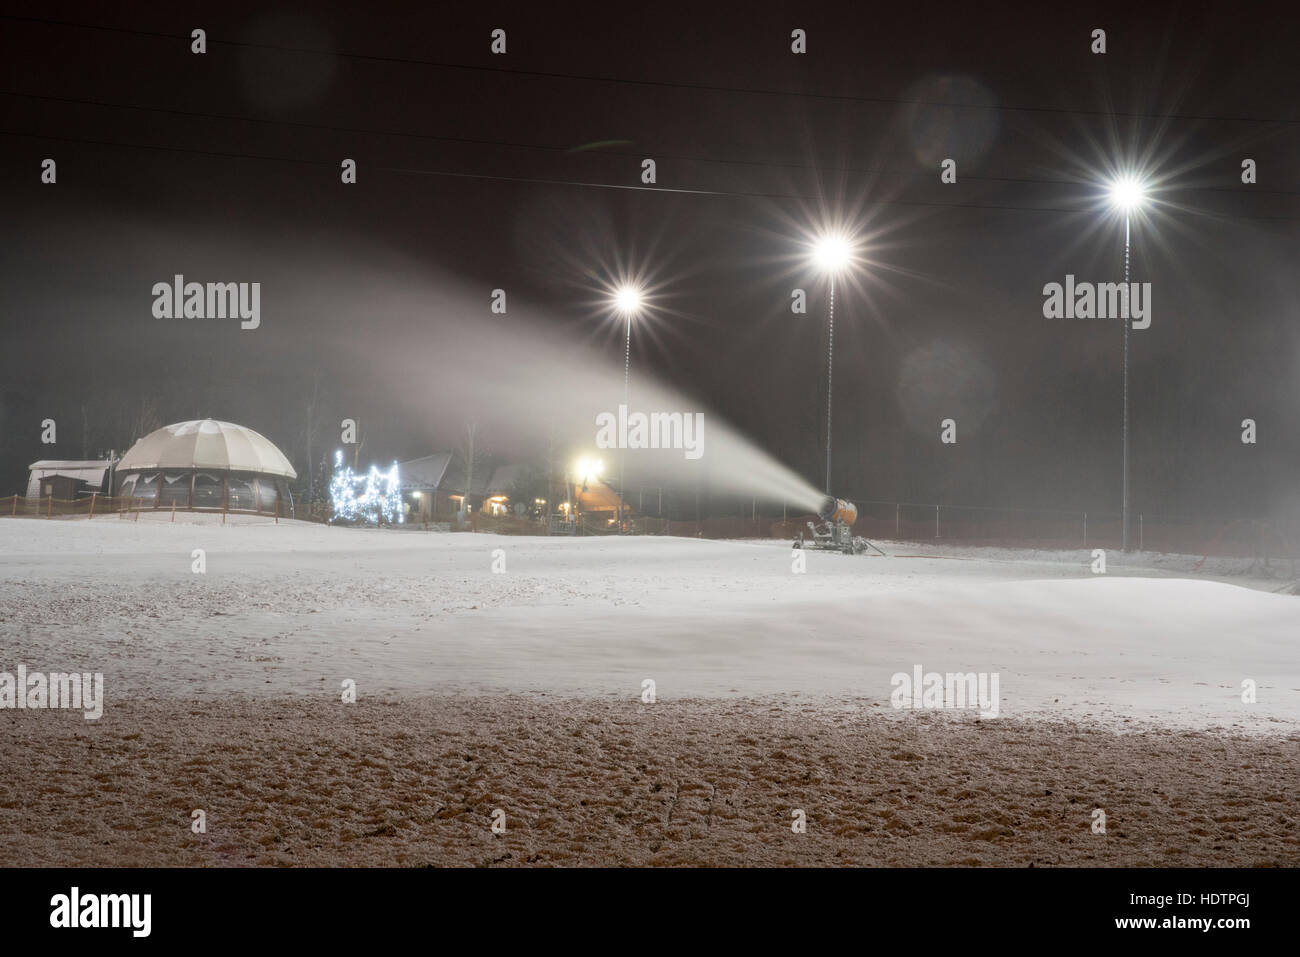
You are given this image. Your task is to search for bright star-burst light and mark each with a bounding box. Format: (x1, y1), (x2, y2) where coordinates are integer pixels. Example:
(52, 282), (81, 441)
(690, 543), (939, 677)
(612, 284), (644, 316)
(810, 233), (854, 273)
(576, 457), (603, 483)
(1107, 176), (1149, 212)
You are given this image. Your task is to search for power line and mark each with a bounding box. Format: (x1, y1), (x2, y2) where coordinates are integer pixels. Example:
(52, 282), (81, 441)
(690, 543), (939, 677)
(7, 127), (1300, 223)
(6, 89), (1300, 200)
(4, 13), (1299, 128)
(0, 128), (334, 169)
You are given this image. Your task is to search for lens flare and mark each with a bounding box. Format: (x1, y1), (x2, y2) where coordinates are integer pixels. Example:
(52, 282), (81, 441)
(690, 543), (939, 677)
(811, 233), (854, 273)
(1107, 176), (1148, 212)
(612, 284), (644, 315)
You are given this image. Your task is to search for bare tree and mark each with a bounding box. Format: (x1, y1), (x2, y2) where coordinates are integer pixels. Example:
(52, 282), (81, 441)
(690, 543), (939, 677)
(125, 393), (162, 449)
(537, 416), (566, 518)
(80, 404), (92, 459)
(458, 422), (481, 517)
(302, 374), (324, 503)
(351, 420), (366, 471)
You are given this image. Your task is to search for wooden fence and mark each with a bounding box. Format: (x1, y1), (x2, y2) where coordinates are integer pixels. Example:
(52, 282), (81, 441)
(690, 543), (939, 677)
(4, 492), (1297, 563)
(3, 494), (303, 523)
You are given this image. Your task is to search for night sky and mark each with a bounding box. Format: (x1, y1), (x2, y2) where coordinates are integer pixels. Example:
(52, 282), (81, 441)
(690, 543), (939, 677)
(2, 1), (1297, 520)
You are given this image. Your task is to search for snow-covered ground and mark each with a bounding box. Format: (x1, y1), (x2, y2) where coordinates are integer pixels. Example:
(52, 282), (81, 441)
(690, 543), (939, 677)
(2, 516), (1298, 732)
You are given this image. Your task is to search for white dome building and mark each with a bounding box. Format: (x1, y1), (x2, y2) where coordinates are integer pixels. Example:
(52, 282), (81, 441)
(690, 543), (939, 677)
(116, 419), (297, 514)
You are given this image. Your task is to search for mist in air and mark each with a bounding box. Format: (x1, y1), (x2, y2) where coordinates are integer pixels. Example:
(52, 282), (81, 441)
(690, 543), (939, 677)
(350, 259), (827, 512)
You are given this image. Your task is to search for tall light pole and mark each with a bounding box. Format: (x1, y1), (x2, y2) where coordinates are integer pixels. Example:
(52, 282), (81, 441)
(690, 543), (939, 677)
(612, 284), (643, 533)
(810, 234), (854, 495)
(1107, 176), (1148, 552)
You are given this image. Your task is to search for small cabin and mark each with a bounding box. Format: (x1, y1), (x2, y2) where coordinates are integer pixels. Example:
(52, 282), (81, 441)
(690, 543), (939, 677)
(26, 459), (117, 499)
(37, 474), (91, 501)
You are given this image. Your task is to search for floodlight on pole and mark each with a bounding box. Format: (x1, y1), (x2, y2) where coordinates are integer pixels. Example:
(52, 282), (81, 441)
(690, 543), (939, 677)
(613, 284), (643, 316)
(809, 232), (856, 496)
(811, 234), (853, 274)
(576, 457), (603, 485)
(575, 458), (602, 518)
(1106, 175), (1150, 552)
(611, 284), (645, 534)
(1107, 176), (1147, 212)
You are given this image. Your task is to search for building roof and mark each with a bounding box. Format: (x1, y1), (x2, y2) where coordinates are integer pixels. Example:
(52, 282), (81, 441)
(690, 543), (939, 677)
(397, 451), (497, 496)
(28, 459), (117, 471)
(398, 452), (454, 490)
(36, 474), (87, 486)
(116, 420), (297, 478)
(486, 464), (526, 495)
(441, 455), (492, 497)
(575, 478), (625, 512)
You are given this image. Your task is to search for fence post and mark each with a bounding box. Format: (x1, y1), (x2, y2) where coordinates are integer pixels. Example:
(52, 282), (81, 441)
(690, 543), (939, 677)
(171, 501), (176, 522)
(10, 495), (16, 516)
(1139, 514), (1144, 552)
(47, 494), (52, 519)
(275, 500), (279, 525)
(89, 492), (96, 520)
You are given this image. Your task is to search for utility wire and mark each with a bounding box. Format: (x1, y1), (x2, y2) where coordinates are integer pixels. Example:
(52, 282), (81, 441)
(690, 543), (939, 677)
(5, 89), (1300, 197)
(0, 126), (1081, 209)
(5, 127), (1300, 222)
(3, 13), (1299, 128)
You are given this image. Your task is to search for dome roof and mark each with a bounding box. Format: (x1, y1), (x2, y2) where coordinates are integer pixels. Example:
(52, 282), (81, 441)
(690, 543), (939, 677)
(117, 420), (297, 479)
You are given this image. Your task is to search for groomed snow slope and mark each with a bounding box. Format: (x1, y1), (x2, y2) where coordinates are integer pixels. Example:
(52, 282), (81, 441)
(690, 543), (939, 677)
(2, 517), (1297, 731)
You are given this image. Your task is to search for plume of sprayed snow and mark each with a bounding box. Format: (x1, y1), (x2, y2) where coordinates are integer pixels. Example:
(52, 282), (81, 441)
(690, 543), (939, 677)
(352, 269), (825, 511)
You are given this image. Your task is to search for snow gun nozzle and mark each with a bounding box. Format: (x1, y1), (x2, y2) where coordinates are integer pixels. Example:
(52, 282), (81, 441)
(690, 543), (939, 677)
(817, 496), (859, 527)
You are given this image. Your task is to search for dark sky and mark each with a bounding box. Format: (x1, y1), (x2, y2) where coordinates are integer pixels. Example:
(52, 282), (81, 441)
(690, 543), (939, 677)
(1, 0), (1298, 520)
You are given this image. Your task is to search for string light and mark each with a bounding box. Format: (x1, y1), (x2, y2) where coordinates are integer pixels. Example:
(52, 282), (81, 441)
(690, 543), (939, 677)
(329, 450), (403, 525)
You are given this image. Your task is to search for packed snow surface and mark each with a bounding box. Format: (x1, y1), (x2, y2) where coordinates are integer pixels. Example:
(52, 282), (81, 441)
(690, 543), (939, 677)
(2, 516), (1297, 731)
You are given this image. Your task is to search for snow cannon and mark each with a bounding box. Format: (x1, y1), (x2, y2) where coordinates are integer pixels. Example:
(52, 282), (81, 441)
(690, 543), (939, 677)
(796, 495), (879, 555)
(817, 496), (858, 527)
